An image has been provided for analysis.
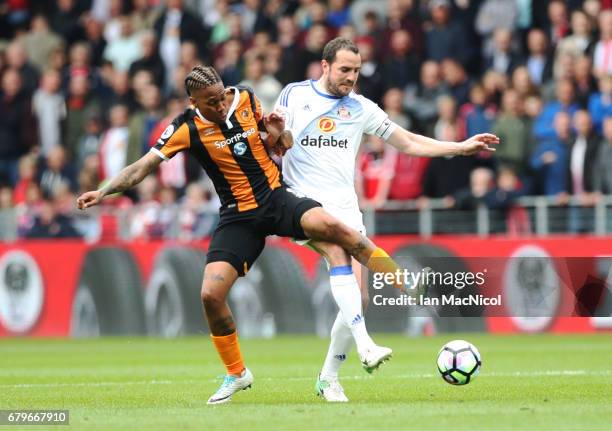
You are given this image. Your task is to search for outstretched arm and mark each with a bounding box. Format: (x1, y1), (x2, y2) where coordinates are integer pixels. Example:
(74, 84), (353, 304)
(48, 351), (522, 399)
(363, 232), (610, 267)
(76, 152), (162, 210)
(386, 127), (498, 157)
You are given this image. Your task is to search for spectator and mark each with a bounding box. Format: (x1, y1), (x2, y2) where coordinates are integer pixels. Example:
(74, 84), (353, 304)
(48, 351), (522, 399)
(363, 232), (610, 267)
(148, 95), (189, 189)
(380, 0), (424, 60)
(404, 61), (450, 132)
(16, 182), (44, 237)
(99, 104), (130, 182)
(592, 10), (612, 78)
(450, 167), (495, 210)
(511, 66), (538, 98)
(0, 184), (12, 209)
(82, 16), (107, 67)
(296, 23), (329, 80)
(441, 59), (471, 107)
(38, 146), (77, 198)
(21, 14), (63, 72)
(459, 83), (497, 138)
(530, 111), (571, 196)
(130, 174), (162, 239)
(103, 16), (143, 72)
(50, 0), (84, 46)
(382, 29), (420, 90)
(25, 198), (81, 239)
(328, 0), (350, 29)
(64, 43), (101, 93)
(523, 29), (553, 87)
(214, 39), (243, 86)
(154, 0), (210, 82)
(382, 87), (411, 130)
(588, 75), (612, 135)
(13, 155), (37, 205)
(0, 69), (37, 186)
(554, 10), (592, 78)
(127, 85), (163, 165)
(424, 0), (470, 65)
(544, 0), (569, 48)
(131, 0), (161, 33)
(574, 56), (597, 108)
(5, 41), (39, 95)
(32, 69), (66, 157)
(593, 117), (612, 194)
(178, 181), (219, 241)
(433, 95), (464, 143)
(240, 54), (282, 114)
(481, 69), (509, 107)
(356, 136), (397, 209)
(65, 74), (101, 159)
(129, 30), (165, 89)
(76, 112), (103, 172)
(566, 110), (600, 197)
(533, 78), (579, 141)
(492, 89), (531, 175)
(353, 36), (383, 106)
(475, 0), (518, 59)
(484, 28), (522, 76)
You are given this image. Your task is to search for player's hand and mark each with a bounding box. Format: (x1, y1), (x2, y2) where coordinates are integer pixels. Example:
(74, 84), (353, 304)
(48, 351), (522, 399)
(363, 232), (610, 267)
(264, 111), (285, 137)
(459, 133), (499, 156)
(76, 190), (103, 210)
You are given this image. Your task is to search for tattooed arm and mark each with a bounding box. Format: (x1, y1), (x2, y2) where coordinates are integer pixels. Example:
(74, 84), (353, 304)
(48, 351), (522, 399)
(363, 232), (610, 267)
(76, 152), (162, 210)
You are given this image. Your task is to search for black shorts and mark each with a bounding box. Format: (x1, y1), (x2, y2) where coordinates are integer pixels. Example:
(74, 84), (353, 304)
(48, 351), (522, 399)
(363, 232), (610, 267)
(207, 187), (321, 276)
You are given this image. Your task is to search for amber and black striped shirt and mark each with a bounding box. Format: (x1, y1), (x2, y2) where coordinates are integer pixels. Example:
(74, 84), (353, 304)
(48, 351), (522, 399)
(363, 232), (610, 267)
(151, 86), (282, 219)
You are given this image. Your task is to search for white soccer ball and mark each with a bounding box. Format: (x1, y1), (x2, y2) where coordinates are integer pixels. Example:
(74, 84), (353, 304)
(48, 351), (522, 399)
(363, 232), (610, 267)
(436, 339), (482, 385)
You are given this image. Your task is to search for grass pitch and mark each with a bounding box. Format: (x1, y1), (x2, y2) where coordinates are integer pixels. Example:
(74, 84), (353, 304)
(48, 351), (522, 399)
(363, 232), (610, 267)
(1, 334), (610, 430)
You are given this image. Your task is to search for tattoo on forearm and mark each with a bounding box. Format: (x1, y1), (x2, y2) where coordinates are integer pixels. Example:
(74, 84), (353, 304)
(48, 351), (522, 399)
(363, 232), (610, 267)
(210, 315), (236, 336)
(100, 158), (156, 197)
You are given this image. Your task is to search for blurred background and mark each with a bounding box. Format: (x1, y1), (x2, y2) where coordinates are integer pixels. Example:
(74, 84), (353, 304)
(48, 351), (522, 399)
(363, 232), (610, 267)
(0, 0), (611, 339)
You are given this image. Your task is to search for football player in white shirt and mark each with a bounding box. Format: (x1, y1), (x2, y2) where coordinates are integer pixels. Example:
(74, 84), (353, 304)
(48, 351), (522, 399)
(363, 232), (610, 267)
(273, 38), (498, 402)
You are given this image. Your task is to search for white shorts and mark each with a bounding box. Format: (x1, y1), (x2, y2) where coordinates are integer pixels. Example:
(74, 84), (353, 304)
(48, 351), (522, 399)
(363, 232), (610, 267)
(294, 201), (366, 246)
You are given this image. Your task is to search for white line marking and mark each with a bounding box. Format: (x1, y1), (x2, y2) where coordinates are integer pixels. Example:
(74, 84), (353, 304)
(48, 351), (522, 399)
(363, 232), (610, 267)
(1, 370), (609, 389)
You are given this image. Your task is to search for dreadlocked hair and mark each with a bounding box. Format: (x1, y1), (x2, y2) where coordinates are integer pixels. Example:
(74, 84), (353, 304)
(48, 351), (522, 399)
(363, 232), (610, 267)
(184, 65), (222, 96)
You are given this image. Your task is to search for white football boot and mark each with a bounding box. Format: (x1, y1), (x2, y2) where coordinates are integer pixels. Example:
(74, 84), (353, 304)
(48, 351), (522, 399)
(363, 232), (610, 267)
(316, 374), (349, 402)
(207, 368), (253, 405)
(360, 345), (393, 374)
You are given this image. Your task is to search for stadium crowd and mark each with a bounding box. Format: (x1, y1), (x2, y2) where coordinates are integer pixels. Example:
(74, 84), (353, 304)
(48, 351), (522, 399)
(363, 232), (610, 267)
(0, 0), (611, 240)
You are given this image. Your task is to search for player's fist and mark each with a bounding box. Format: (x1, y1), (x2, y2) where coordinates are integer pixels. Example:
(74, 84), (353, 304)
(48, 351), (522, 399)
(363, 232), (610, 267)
(460, 133), (499, 156)
(76, 190), (103, 210)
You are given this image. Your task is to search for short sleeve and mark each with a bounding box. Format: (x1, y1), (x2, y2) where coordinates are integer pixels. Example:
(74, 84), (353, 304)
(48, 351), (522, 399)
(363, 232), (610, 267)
(150, 115), (191, 161)
(361, 97), (397, 140)
(274, 85), (295, 131)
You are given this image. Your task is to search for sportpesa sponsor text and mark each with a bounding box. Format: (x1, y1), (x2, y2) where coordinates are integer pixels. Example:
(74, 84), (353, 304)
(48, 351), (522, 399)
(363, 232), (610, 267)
(215, 127), (256, 149)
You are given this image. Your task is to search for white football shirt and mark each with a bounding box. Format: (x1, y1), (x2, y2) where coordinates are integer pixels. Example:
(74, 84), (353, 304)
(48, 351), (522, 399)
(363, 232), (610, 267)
(274, 79), (396, 208)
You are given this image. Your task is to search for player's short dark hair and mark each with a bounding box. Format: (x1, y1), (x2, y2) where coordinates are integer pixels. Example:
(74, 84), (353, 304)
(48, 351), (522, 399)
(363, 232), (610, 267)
(322, 38), (359, 64)
(184, 65), (222, 96)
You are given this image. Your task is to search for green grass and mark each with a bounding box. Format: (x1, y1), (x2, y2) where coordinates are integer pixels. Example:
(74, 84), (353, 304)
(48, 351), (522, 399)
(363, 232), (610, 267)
(1, 334), (611, 430)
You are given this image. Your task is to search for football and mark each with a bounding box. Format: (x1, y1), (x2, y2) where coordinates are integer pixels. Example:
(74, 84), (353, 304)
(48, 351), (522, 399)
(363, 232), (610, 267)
(437, 340), (482, 385)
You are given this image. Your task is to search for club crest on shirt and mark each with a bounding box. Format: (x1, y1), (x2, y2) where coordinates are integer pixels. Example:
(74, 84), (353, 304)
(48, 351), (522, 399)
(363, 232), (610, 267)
(241, 108), (251, 120)
(160, 124), (175, 139)
(337, 106), (351, 120)
(317, 117), (336, 133)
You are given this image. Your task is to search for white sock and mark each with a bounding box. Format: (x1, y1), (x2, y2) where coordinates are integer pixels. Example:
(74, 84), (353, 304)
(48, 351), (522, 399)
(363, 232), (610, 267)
(328, 266), (375, 356)
(320, 311), (353, 380)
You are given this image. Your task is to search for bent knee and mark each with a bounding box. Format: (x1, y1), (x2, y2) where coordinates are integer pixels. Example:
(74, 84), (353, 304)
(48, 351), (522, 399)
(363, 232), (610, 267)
(201, 286), (224, 307)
